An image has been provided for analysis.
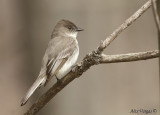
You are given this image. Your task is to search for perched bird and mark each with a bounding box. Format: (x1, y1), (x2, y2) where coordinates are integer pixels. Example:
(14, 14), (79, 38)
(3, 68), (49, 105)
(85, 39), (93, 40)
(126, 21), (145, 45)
(21, 19), (83, 106)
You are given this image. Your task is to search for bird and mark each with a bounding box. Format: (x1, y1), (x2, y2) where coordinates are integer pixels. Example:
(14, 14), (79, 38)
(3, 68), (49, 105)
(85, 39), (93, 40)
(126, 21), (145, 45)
(21, 19), (83, 106)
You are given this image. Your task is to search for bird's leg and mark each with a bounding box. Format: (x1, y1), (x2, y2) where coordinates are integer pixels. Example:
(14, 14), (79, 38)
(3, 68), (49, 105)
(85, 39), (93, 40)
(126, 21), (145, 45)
(55, 75), (62, 84)
(56, 76), (60, 81)
(71, 65), (76, 72)
(38, 83), (42, 89)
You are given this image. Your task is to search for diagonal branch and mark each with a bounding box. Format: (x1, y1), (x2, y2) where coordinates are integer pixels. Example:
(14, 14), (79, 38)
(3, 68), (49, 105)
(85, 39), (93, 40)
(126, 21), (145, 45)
(97, 0), (154, 53)
(24, 50), (159, 115)
(24, 0), (157, 115)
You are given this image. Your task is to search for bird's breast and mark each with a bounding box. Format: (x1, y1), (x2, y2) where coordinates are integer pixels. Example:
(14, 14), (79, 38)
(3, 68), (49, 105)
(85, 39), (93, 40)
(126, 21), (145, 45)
(56, 47), (79, 79)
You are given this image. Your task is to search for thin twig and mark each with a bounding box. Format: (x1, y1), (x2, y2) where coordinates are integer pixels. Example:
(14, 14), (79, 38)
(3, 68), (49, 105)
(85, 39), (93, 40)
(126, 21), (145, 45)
(24, 0), (156, 115)
(97, 0), (154, 53)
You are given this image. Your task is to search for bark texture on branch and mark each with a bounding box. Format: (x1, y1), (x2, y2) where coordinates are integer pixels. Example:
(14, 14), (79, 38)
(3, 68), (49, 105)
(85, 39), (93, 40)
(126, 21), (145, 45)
(100, 50), (159, 63)
(24, 0), (157, 115)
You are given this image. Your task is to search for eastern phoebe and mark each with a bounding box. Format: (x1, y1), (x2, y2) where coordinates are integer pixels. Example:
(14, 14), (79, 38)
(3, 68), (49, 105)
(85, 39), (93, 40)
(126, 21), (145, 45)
(21, 19), (83, 106)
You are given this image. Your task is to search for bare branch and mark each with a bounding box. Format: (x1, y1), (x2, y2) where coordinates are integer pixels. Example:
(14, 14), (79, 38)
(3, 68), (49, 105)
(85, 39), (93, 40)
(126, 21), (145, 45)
(24, 0), (157, 115)
(24, 50), (159, 115)
(152, 0), (160, 33)
(97, 0), (154, 53)
(100, 50), (159, 63)
(151, 0), (160, 106)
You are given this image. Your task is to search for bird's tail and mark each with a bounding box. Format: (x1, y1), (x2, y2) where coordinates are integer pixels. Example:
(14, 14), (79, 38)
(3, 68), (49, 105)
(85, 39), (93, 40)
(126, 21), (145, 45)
(21, 76), (46, 106)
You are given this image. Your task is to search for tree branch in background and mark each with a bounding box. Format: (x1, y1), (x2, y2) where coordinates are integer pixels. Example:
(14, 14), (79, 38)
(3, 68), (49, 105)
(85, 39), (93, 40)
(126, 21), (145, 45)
(151, 0), (160, 109)
(24, 0), (158, 115)
(152, 0), (160, 32)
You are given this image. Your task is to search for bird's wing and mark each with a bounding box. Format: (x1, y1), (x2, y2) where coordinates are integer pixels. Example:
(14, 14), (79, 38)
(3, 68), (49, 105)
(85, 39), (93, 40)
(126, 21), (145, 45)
(44, 39), (76, 86)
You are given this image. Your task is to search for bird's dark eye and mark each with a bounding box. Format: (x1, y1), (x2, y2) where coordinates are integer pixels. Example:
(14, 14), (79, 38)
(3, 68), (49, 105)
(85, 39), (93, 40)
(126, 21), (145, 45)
(67, 26), (72, 30)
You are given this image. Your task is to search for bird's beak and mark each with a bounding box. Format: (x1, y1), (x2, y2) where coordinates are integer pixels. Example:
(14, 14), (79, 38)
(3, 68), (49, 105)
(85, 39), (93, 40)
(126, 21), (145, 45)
(76, 28), (84, 31)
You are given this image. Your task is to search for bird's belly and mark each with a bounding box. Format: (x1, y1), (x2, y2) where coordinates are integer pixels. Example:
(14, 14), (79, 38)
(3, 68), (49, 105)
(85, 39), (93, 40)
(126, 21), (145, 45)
(56, 49), (79, 79)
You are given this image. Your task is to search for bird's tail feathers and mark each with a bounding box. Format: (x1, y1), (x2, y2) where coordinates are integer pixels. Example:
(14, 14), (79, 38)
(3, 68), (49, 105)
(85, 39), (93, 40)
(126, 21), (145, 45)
(21, 76), (46, 106)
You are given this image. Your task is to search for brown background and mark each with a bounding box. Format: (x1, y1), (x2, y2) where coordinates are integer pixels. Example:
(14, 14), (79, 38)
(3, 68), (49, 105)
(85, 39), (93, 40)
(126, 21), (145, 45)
(0, 0), (159, 115)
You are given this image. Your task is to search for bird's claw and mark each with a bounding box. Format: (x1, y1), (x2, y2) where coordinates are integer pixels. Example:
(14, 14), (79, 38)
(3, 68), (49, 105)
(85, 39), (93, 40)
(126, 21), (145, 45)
(71, 65), (77, 72)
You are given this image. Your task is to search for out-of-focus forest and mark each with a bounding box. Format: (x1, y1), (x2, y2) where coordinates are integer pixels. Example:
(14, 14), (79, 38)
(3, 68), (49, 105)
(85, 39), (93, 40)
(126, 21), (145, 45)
(0, 0), (158, 115)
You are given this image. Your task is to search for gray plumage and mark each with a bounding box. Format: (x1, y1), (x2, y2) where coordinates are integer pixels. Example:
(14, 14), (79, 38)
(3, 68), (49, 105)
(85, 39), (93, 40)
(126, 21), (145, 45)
(21, 19), (83, 106)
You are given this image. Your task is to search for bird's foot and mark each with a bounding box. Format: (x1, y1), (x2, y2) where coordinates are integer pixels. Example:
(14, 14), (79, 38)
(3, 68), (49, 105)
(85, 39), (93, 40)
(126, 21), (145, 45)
(56, 76), (62, 84)
(71, 65), (76, 72)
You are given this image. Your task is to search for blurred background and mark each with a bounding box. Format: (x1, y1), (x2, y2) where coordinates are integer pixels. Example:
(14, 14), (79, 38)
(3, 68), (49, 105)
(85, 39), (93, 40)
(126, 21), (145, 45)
(0, 0), (159, 115)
